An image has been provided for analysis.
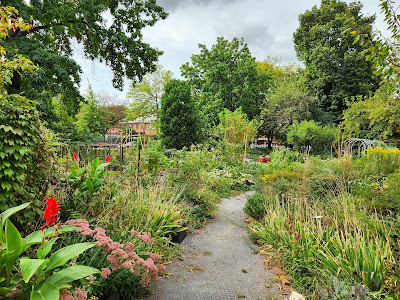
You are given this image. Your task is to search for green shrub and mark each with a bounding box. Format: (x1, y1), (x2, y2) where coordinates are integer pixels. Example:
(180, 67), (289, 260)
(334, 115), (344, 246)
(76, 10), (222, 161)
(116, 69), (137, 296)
(160, 80), (201, 149)
(286, 120), (336, 155)
(0, 95), (47, 230)
(374, 173), (400, 212)
(244, 193), (266, 220)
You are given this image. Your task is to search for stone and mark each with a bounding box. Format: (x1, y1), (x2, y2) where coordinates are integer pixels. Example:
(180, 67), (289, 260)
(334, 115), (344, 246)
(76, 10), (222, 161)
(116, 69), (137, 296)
(289, 291), (306, 300)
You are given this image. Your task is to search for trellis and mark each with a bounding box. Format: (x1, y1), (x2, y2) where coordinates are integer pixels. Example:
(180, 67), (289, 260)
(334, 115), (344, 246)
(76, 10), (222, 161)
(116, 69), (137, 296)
(342, 138), (382, 158)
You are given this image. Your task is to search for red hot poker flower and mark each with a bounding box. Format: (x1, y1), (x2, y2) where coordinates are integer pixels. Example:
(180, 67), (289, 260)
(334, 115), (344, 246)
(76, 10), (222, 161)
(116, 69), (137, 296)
(105, 155), (110, 163)
(41, 196), (61, 231)
(73, 152), (77, 160)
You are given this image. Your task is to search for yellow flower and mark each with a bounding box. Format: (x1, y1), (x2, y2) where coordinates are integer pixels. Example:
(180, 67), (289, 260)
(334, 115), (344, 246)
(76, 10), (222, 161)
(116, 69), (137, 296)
(161, 197), (166, 201)
(150, 194), (154, 197)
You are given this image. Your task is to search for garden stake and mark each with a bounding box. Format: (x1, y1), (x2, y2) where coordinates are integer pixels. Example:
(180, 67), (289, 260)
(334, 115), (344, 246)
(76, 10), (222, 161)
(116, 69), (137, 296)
(314, 215), (323, 236)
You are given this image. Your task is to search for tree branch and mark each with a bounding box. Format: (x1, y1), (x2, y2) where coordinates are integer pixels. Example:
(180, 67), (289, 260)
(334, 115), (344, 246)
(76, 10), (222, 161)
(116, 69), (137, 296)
(9, 19), (88, 38)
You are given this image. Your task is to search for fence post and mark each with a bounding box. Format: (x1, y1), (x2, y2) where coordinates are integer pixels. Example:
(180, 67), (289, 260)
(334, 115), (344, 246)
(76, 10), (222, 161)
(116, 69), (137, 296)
(120, 144), (124, 174)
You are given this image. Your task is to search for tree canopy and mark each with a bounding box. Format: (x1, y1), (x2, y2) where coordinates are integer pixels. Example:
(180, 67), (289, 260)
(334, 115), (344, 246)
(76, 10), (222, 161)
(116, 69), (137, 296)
(293, 0), (380, 120)
(5, 0), (167, 89)
(349, 0), (400, 91)
(181, 37), (264, 125)
(125, 64), (172, 121)
(259, 73), (323, 148)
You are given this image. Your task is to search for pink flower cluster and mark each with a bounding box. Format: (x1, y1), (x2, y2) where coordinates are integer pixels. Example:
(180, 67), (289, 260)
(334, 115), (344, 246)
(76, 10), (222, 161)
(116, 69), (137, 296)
(129, 229), (153, 244)
(65, 219), (164, 287)
(59, 288), (89, 300)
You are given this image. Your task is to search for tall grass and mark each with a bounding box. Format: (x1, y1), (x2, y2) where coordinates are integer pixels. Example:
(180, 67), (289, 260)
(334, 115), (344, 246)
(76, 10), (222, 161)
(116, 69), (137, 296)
(248, 154), (398, 297)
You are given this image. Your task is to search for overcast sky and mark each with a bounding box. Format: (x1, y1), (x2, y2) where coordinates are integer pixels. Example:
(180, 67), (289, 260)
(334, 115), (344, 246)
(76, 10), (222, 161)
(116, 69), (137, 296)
(73, 0), (387, 101)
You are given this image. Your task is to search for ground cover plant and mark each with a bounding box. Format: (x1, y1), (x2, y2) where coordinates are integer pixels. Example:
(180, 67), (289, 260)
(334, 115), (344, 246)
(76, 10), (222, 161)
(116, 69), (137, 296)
(245, 148), (400, 299)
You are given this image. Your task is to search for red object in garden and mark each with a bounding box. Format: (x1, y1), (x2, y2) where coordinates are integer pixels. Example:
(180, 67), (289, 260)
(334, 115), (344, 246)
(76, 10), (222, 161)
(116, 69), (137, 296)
(99, 142), (101, 146)
(105, 155), (110, 162)
(73, 152), (77, 160)
(265, 156), (271, 163)
(41, 196), (61, 231)
(258, 156), (265, 163)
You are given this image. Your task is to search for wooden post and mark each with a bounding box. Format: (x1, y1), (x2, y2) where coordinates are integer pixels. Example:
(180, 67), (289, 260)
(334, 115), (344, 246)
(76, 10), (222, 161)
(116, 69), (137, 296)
(243, 132), (248, 173)
(120, 144), (123, 174)
(137, 135), (141, 186)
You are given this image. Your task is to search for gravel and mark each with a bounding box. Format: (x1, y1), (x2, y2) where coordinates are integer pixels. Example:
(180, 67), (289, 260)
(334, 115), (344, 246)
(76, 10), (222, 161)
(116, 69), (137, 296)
(142, 191), (288, 300)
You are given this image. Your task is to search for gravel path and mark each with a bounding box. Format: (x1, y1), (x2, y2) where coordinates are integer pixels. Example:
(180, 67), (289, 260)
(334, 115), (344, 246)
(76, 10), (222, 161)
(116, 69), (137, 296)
(143, 191), (287, 300)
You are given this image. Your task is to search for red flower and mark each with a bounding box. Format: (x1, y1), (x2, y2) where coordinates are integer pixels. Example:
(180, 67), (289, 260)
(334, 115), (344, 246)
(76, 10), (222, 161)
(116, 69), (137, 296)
(105, 155), (110, 163)
(73, 152), (77, 160)
(41, 196), (61, 231)
(99, 142), (101, 146)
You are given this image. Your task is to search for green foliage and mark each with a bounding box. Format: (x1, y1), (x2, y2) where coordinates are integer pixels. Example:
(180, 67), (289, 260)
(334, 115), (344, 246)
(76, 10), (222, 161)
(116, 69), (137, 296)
(287, 120), (336, 154)
(349, 0), (400, 91)
(215, 108), (258, 144)
(342, 82), (400, 139)
(160, 79), (201, 149)
(65, 158), (110, 219)
(356, 147), (400, 178)
(3, 37), (82, 121)
(256, 57), (297, 90)
(74, 86), (113, 140)
(0, 6), (36, 91)
(0, 203), (98, 299)
(6, 0), (167, 90)
(244, 193), (266, 220)
(126, 64), (173, 120)
(248, 153), (398, 296)
(181, 37), (265, 125)
(293, 0), (380, 119)
(259, 73), (324, 145)
(0, 95), (46, 230)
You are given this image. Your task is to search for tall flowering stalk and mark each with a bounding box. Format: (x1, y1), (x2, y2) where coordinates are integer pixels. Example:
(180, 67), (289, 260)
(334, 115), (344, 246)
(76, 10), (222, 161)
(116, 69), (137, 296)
(41, 195), (60, 231)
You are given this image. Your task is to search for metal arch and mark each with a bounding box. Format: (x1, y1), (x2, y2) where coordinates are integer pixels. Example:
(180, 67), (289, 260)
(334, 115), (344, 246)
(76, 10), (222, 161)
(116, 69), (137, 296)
(342, 138), (381, 157)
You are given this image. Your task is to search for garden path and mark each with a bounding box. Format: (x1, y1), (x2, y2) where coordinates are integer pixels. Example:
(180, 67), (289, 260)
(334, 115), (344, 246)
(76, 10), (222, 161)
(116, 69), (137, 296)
(143, 191), (288, 300)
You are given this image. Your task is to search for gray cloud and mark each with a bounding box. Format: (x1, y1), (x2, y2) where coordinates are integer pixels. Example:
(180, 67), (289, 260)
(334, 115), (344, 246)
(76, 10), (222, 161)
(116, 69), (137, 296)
(75, 0), (385, 99)
(157, 0), (241, 13)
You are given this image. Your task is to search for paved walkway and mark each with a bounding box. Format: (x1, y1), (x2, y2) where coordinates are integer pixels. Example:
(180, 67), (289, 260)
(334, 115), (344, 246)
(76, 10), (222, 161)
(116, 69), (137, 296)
(144, 191), (287, 300)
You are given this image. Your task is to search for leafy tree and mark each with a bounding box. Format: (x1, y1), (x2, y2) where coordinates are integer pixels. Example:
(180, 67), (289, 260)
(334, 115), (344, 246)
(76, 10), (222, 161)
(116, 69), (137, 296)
(102, 104), (127, 126)
(256, 57), (297, 92)
(293, 0), (380, 119)
(0, 6), (35, 91)
(181, 37), (264, 125)
(5, 0), (167, 89)
(3, 38), (82, 122)
(259, 73), (323, 148)
(125, 64), (173, 120)
(342, 83), (400, 139)
(349, 0), (400, 91)
(215, 108), (257, 145)
(287, 120), (337, 154)
(160, 80), (200, 149)
(1, 0), (167, 125)
(74, 86), (113, 140)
